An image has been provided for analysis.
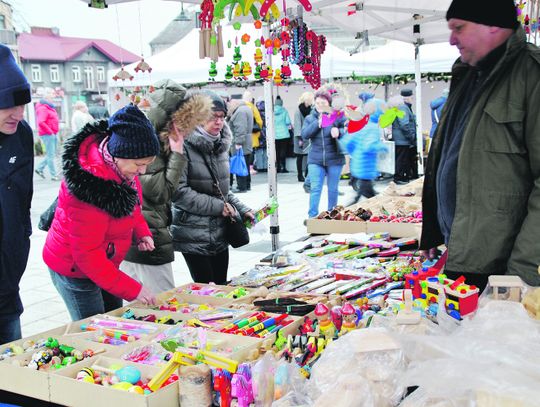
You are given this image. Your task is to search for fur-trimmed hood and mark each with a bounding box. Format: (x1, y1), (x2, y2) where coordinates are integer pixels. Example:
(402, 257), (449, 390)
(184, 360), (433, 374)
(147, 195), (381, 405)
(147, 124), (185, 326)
(185, 122), (232, 155)
(157, 92), (213, 155)
(62, 120), (139, 218)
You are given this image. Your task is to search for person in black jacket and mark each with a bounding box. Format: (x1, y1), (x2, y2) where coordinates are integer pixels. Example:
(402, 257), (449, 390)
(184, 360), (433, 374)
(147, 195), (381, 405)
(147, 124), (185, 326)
(0, 44), (34, 344)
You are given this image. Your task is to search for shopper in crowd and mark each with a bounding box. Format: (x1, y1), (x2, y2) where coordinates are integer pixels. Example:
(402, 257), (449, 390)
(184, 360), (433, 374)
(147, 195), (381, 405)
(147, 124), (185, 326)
(71, 100), (94, 134)
(254, 99), (268, 172)
(294, 92), (314, 187)
(421, 0), (540, 289)
(88, 98), (109, 120)
(302, 90), (346, 218)
(228, 98), (254, 192)
(242, 91), (263, 175)
(35, 90), (60, 181)
(44, 104), (159, 320)
(340, 98), (388, 206)
(401, 88), (419, 180)
(171, 92), (254, 284)
(388, 91), (416, 184)
(274, 96), (292, 173)
(122, 80), (212, 294)
(0, 44), (33, 344)
(429, 88), (449, 138)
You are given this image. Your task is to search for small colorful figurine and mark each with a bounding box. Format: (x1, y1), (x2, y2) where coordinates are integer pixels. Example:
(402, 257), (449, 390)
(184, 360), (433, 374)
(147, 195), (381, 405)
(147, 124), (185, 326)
(313, 303), (336, 340)
(339, 302), (358, 336)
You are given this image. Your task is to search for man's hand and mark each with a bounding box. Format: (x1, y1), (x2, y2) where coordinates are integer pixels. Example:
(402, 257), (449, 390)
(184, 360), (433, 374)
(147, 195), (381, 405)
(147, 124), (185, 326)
(235, 144), (242, 150)
(420, 248), (438, 260)
(138, 236), (155, 251)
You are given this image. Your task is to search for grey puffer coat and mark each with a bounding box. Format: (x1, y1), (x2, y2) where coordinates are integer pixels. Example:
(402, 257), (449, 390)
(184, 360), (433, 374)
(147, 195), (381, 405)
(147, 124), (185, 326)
(171, 124), (251, 255)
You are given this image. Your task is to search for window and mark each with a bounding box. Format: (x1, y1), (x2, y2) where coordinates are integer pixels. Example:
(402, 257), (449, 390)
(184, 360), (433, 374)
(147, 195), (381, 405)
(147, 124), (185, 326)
(0, 15), (5, 30)
(84, 66), (94, 90)
(96, 66), (105, 83)
(72, 66), (81, 82)
(50, 65), (60, 82)
(31, 64), (42, 82)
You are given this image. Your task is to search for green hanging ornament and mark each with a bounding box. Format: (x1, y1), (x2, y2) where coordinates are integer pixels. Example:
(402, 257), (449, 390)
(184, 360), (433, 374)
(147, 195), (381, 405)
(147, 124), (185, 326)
(254, 64), (261, 80)
(208, 61), (218, 80)
(210, 34), (217, 45)
(233, 22), (242, 30)
(225, 65), (233, 80)
(228, 40), (232, 48)
(233, 46), (242, 62)
(255, 39), (261, 47)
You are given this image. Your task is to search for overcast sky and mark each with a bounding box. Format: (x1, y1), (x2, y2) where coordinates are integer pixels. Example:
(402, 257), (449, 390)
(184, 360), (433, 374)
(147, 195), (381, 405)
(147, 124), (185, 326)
(7, 0), (193, 56)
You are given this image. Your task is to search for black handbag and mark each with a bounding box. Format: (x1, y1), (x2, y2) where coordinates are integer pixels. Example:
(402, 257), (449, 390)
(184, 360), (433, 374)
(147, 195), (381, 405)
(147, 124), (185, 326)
(202, 156), (249, 248)
(38, 197), (58, 232)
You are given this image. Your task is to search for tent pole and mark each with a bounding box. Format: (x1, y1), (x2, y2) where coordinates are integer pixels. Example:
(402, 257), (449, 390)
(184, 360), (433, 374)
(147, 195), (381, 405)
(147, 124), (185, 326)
(263, 23), (279, 251)
(414, 42), (424, 176)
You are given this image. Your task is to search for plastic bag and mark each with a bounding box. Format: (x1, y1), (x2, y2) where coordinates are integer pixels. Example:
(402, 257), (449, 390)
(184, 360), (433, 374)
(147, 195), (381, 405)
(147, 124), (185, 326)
(252, 352), (276, 407)
(398, 300), (540, 406)
(230, 147), (248, 176)
(308, 328), (405, 407)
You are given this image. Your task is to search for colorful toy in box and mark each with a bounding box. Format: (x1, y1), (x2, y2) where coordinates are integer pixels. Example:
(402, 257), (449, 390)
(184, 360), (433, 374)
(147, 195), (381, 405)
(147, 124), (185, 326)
(231, 363), (254, 407)
(16, 338), (101, 371)
(0, 338), (48, 361)
(313, 303), (336, 340)
(245, 197), (278, 228)
(339, 302), (358, 335)
(179, 284), (250, 299)
(419, 275), (479, 319)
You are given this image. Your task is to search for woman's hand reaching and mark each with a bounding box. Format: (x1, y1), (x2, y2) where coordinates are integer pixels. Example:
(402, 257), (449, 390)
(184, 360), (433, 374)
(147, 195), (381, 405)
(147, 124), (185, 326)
(138, 236), (155, 251)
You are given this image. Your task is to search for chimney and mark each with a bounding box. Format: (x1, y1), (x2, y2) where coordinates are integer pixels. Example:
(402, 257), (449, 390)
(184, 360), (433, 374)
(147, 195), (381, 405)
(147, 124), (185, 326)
(30, 27), (60, 36)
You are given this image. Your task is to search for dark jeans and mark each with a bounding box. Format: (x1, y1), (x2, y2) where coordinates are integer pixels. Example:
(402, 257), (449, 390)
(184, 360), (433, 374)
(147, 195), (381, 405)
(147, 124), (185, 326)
(231, 153), (252, 191)
(276, 139), (289, 171)
(394, 145), (410, 182)
(0, 315), (22, 345)
(183, 249), (229, 285)
(49, 269), (123, 321)
(409, 145), (419, 179)
(296, 154), (308, 180)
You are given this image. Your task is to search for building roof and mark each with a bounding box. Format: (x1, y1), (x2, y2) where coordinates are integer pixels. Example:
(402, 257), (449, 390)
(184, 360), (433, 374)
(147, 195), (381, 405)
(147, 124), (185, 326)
(18, 27), (139, 64)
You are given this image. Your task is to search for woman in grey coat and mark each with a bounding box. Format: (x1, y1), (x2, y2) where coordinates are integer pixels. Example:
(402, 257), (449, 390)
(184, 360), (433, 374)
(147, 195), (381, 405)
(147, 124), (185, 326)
(293, 92), (314, 183)
(171, 92), (254, 284)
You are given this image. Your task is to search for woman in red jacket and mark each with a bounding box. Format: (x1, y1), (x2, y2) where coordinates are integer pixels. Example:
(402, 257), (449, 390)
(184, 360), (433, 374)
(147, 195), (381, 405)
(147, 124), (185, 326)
(43, 104), (159, 321)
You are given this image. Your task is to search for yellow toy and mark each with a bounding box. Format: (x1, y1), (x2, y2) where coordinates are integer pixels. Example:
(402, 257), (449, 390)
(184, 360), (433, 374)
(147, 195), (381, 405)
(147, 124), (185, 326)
(314, 303), (336, 340)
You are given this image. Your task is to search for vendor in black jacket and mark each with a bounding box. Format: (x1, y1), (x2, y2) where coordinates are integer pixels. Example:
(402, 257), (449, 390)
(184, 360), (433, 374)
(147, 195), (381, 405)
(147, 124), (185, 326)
(0, 44), (34, 344)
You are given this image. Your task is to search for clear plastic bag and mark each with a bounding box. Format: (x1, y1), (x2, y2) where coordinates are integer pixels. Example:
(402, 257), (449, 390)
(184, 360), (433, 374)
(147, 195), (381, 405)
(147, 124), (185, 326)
(308, 328), (405, 407)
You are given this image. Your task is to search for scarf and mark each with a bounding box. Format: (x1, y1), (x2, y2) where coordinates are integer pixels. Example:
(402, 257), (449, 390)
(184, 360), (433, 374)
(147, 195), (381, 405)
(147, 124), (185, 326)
(299, 103), (312, 118)
(100, 136), (136, 188)
(196, 125), (220, 144)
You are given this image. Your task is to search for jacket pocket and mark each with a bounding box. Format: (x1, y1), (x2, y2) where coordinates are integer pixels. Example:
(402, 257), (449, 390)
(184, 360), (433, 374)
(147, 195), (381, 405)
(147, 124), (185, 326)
(484, 190), (528, 215)
(483, 101), (526, 154)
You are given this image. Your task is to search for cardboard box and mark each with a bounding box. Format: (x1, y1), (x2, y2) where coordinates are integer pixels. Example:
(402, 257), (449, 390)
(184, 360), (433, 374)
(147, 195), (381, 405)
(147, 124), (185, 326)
(306, 218), (367, 235)
(128, 288), (234, 310)
(49, 356), (179, 407)
(0, 334), (115, 401)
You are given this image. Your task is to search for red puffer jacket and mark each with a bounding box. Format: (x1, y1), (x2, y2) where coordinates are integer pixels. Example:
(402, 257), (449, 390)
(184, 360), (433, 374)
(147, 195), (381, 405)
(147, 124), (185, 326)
(35, 101), (59, 136)
(43, 121), (151, 301)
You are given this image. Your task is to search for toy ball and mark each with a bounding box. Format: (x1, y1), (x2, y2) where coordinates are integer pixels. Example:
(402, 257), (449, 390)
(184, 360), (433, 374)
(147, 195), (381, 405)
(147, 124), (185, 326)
(116, 366), (141, 384)
(111, 381), (133, 391)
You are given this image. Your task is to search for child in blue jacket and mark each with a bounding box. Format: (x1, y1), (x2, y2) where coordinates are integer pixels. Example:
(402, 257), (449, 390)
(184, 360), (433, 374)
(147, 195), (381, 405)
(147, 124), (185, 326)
(340, 98), (388, 205)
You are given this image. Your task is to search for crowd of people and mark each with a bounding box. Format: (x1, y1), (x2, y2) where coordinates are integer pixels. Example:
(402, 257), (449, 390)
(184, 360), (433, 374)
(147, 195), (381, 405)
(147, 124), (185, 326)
(1, 0), (538, 346)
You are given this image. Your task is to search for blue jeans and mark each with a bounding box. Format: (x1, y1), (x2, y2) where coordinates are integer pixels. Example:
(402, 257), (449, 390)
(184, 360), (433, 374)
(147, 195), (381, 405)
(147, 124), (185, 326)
(49, 269), (123, 321)
(308, 163), (343, 218)
(37, 134), (57, 177)
(0, 315), (22, 345)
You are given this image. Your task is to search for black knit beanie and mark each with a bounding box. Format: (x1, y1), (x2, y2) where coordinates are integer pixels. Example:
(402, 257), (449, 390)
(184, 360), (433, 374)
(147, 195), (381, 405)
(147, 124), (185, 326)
(0, 44), (31, 109)
(446, 0), (518, 29)
(203, 90), (228, 115)
(108, 104), (160, 159)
